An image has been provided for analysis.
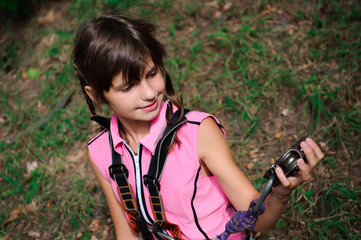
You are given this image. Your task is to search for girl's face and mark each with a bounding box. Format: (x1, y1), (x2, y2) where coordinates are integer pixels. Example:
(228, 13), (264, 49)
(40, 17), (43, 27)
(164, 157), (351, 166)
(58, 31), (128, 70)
(103, 60), (165, 126)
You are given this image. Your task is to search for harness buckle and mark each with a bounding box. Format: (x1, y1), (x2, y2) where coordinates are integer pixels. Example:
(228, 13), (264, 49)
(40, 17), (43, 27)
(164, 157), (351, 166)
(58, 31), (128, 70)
(143, 174), (160, 190)
(109, 163), (129, 180)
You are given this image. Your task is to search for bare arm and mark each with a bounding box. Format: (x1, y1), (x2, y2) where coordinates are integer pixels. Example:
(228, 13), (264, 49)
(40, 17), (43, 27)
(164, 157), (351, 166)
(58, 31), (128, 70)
(88, 151), (139, 240)
(198, 117), (323, 233)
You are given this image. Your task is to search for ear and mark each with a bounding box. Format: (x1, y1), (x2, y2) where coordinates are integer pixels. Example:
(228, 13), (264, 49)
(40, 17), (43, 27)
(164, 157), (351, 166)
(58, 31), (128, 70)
(84, 86), (100, 103)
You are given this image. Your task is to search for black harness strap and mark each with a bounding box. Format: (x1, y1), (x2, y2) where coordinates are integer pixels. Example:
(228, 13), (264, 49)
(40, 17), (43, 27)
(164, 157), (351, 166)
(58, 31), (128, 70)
(91, 115), (152, 240)
(144, 109), (190, 239)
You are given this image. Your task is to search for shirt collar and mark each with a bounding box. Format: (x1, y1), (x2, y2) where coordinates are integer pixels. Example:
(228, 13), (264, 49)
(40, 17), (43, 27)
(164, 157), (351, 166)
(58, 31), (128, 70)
(110, 101), (168, 155)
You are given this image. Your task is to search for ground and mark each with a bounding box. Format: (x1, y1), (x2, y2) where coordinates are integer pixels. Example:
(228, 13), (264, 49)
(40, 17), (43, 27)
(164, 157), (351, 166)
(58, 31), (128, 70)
(0, 0), (360, 239)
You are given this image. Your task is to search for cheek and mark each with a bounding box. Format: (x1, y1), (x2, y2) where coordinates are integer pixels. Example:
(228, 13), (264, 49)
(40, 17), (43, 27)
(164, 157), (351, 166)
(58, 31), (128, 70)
(157, 76), (166, 92)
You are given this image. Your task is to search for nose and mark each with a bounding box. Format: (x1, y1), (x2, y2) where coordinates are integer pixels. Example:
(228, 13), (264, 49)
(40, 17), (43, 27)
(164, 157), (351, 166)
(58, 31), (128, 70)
(140, 79), (156, 101)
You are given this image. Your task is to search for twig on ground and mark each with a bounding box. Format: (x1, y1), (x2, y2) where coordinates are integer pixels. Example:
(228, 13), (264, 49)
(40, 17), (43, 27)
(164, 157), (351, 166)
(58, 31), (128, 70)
(6, 92), (73, 145)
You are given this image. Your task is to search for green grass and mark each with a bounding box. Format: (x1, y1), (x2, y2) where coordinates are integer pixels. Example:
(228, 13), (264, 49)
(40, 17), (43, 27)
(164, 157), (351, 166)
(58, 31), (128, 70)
(0, 0), (360, 239)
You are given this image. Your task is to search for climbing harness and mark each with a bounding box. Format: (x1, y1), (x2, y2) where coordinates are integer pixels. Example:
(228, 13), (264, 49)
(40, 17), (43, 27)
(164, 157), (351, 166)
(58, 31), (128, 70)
(91, 109), (189, 240)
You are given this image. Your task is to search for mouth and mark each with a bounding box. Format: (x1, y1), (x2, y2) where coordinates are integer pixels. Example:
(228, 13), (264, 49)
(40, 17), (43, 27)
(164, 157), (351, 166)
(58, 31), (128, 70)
(139, 100), (158, 112)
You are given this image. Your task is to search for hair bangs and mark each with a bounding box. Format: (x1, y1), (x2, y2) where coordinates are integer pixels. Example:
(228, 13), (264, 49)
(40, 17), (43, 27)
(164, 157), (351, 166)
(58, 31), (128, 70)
(110, 43), (150, 87)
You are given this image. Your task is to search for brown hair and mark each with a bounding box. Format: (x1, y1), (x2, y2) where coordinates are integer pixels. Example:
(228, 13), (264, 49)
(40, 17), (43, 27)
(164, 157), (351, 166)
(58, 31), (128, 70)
(71, 14), (183, 123)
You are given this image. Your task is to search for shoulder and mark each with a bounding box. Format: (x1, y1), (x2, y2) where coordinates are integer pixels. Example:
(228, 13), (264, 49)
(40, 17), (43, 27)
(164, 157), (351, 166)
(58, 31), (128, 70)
(88, 129), (112, 181)
(88, 129), (108, 146)
(185, 110), (225, 136)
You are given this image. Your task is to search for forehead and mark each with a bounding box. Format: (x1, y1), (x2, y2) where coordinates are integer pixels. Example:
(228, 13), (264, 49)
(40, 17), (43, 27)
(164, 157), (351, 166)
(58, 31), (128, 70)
(111, 58), (156, 86)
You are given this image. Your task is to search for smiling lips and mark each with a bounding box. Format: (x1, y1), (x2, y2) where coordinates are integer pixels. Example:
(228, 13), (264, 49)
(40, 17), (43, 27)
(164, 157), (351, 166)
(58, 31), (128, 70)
(139, 100), (158, 112)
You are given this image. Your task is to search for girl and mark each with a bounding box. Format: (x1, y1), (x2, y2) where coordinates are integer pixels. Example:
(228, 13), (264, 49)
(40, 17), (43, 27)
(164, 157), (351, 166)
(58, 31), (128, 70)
(71, 14), (324, 240)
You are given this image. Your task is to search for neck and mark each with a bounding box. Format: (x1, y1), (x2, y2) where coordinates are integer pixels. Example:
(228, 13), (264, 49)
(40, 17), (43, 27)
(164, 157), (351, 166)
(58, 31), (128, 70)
(118, 119), (151, 154)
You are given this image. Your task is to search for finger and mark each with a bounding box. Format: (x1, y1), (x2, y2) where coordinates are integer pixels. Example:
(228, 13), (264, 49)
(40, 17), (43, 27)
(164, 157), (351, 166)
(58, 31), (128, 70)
(297, 158), (312, 182)
(300, 141), (318, 167)
(305, 138), (324, 161)
(275, 166), (291, 188)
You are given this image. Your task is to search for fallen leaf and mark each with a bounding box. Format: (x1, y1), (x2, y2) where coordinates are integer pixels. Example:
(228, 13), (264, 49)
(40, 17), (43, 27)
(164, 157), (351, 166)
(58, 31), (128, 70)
(27, 230), (41, 238)
(246, 162), (254, 170)
(25, 201), (37, 213)
(328, 151), (336, 155)
(37, 101), (47, 114)
(22, 71), (28, 79)
(71, 18), (77, 26)
(214, 11), (222, 19)
(90, 235), (99, 240)
(77, 232), (83, 239)
(26, 161), (38, 175)
(69, 149), (86, 163)
(255, 232), (262, 238)
(249, 149), (260, 159)
(36, 9), (59, 25)
(205, 0), (218, 7)
(102, 225), (110, 239)
(223, 2), (233, 12)
(275, 131), (284, 138)
(281, 109), (289, 116)
(89, 219), (101, 232)
(4, 208), (22, 224)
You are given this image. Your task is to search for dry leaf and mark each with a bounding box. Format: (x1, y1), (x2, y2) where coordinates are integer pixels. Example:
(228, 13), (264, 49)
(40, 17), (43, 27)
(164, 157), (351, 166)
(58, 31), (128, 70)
(246, 162), (254, 170)
(249, 149), (260, 159)
(89, 219), (101, 232)
(281, 109), (289, 116)
(71, 18), (77, 26)
(5, 208), (22, 224)
(205, 0), (218, 7)
(69, 149), (86, 163)
(223, 2), (233, 12)
(275, 131), (284, 138)
(214, 11), (222, 19)
(36, 9), (60, 25)
(25, 201), (37, 213)
(22, 71), (28, 79)
(254, 232), (262, 238)
(26, 161), (38, 175)
(102, 225), (110, 240)
(27, 230), (41, 238)
(37, 101), (47, 114)
(77, 232), (83, 239)
(328, 151), (336, 155)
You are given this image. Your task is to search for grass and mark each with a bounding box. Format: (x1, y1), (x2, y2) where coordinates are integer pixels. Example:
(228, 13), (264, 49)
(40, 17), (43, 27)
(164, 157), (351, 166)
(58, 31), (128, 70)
(0, 0), (360, 239)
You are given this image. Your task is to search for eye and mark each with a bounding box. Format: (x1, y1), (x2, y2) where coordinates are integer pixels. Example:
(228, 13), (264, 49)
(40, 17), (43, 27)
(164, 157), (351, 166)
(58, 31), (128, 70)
(147, 70), (157, 78)
(119, 84), (133, 92)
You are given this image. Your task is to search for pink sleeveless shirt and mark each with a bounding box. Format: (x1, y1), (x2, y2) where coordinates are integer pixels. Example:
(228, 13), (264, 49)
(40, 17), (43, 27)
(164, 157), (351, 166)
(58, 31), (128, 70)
(88, 102), (246, 239)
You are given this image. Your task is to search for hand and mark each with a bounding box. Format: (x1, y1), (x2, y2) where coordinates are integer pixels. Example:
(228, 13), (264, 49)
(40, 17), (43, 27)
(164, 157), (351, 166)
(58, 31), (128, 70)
(271, 137), (324, 200)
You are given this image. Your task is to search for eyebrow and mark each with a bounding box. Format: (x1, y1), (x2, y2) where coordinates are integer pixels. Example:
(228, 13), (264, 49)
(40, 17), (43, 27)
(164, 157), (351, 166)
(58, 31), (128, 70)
(145, 65), (157, 77)
(112, 64), (157, 89)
